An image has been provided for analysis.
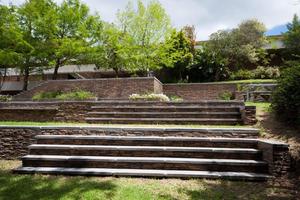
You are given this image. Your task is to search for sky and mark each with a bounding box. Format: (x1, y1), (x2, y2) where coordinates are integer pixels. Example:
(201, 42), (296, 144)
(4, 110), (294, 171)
(1, 0), (299, 40)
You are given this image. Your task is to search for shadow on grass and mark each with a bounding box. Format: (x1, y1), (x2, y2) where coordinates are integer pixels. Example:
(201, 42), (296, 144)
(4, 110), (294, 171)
(177, 179), (296, 200)
(0, 172), (117, 200)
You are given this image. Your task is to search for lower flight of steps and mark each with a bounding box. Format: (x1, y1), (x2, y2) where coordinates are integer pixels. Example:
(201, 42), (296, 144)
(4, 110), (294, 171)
(85, 101), (245, 125)
(14, 134), (271, 180)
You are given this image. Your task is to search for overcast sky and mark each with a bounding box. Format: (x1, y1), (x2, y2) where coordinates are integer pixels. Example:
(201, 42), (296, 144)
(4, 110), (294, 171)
(2, 0), (299, 40)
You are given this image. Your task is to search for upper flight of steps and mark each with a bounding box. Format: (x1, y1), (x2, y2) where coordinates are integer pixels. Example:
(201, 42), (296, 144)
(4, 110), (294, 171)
(14, 133), (270, 180)
(85, 101), (244, 125)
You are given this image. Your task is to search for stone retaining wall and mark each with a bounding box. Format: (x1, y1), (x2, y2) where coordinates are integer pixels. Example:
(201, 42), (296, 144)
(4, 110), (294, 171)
(0, 126), (259, 159)
(258, 140), (291, 176)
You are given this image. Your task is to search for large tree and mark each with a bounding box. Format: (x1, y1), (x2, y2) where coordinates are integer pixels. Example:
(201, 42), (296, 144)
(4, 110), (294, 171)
(116, 0), (172, 73)
(0, 5), (22, 91)
(47, 0), (102, 80)
(17, 0), (56, 90)
(207, 19), (267, 71)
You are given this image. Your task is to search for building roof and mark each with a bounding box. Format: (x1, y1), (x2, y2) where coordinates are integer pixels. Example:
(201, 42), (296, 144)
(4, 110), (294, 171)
(2, 64), (102, 76)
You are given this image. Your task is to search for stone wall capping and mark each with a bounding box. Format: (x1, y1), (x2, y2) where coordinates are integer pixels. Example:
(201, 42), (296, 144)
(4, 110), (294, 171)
(0, 125), (260, 132)
(258, 139), (290, 148)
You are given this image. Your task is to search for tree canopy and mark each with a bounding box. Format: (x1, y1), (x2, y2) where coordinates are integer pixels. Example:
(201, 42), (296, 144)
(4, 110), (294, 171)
(284, 14), (300, 56)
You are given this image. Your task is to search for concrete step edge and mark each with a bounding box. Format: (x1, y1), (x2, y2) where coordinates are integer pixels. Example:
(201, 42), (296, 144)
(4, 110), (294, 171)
(87, 112), (241, 115)
(13, 167), (270, 180)
(29, 144), (261, 153)
(85, 118), (243, 122)
(35, 135), (259, 142)
(22, 155), (267, 166)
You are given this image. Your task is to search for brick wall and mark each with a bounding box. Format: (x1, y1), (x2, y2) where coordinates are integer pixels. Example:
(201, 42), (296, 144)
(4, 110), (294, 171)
(13, 77), (162, 101)
(164, 83), (237, 101)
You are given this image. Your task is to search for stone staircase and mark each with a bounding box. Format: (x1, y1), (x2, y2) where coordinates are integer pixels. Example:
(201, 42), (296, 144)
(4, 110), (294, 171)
(85, 101), (245, 125)
(14, 133), (271, 180)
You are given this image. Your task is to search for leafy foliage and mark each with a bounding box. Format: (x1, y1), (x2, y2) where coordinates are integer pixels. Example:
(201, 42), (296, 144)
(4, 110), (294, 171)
(116, 0), (172, 72)
(207, 19), (267, 71)
(271, 64), (300, 125)
(230, 66), (280, 80)
(32, 90), (95, 101)
(218, 91), (234, 101)
(284, 14), (300, 55)
(189, 47), (229, 82)
(0, 95), (12, 102)
(129, 93), (170, 102)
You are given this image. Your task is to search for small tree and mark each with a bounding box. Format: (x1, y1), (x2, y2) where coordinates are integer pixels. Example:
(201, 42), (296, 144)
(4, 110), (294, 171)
(284, 14), (300, 56)
(182, 25), (197, 56)
(164, 30), (193, 81)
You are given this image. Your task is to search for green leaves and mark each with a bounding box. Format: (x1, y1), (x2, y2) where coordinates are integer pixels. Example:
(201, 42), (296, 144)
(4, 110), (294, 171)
(207, 19), (267, 71)
(284, 14), (300, 55)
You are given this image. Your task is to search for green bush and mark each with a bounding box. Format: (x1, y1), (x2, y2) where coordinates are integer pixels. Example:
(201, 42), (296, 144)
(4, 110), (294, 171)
(169, 95), (183, 102)
(0, 95), (12, 102)
(254, 66), (280, 79)
(129, 93), (170, 102)
(230, 66), (280, 80)
(56, 90), (95, 100)
(32, 91), (62, 101)
(218, 91), (234, 100)
(230, 69), (254, 80)
(32, 90), (95, 101)
(271, 64), (300, 125)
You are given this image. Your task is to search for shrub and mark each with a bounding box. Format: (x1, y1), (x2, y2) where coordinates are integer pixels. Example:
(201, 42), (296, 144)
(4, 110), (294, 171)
(56, 90), (95, 100)
(271, 64), (300, 125)
(32, 90), (95, 101)
(129, 93), (170, 102)
(218, 91), (234, 100)
(0, 95), (12, 102)
(230, 69), (254, 80)
(230, 66), (280, 80)
(169, 95), (183, 102)
(32, 91), (62, 101)
(253, 66), (280, 79)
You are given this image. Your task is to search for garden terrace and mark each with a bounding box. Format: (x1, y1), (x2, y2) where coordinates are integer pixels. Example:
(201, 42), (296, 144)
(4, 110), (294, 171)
(1, 125), (288, 180)
(0, 100), (256, 125)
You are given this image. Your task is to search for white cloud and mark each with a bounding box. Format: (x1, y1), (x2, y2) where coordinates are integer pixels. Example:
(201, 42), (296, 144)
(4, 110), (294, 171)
(1, 0), (299, 39)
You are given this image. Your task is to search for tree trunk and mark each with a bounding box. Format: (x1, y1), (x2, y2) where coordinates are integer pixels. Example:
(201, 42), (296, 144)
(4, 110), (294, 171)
(0, 67), (7, 92)
(23, 67), (30, 91)
(113, 67), (119, 78)
(52, 59), (60, 80)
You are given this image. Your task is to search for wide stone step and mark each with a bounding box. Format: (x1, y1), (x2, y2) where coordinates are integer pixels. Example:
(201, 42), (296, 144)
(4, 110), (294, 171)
(13, 167), (271, 181)
(91, 101), (244, 107)
(22, 155), (268, 173)
(86, 112), (241, 119)
(35, 135), (259, 148)
(90, 106), (241, 112)
(85, 117), (243, 125)
(29, 144), (261, 160)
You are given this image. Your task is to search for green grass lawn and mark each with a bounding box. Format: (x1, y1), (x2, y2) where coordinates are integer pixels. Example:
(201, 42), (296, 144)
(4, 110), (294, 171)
(0, 160), (294, 200)
(245, 102), (271, 112)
